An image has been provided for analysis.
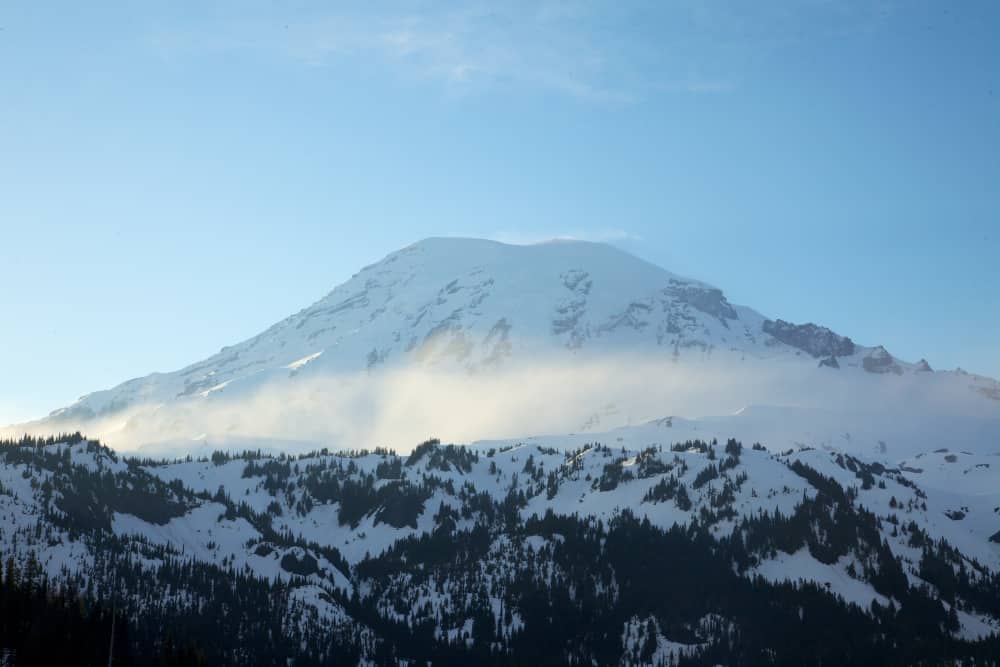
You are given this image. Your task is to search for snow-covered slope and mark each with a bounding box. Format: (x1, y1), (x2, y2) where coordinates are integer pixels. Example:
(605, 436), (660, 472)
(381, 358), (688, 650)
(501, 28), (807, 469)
(9, 237), (1000, 455)
(3, 430), (999, 663)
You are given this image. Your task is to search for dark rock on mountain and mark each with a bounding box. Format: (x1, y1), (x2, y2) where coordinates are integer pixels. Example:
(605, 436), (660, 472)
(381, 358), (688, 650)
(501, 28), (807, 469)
(663, 280), (737, 321)
(819, 355), (840, 369)
(763, 319), (856, 358)
(863, 346), (903, 375)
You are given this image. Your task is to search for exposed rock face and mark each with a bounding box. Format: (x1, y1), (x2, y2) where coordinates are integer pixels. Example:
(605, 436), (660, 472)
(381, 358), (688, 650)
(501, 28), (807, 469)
(862, 346), (903, 375)
(915, 359), (933, 372)
(763, 319), (856, 358)
(819, 355), (840, 369)
(663, 280), (737, 321)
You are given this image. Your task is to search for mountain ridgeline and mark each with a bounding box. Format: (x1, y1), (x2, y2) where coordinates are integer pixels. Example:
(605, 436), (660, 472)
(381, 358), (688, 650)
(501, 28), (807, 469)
(1, 431), (999, 664)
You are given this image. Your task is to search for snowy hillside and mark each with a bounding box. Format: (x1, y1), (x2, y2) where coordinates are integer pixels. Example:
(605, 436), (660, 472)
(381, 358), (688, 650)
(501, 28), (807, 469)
(10, 238), (999, 456)
(2, 430), (999, 664)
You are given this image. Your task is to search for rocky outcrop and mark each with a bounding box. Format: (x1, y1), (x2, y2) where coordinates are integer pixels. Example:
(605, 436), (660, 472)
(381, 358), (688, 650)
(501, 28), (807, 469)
(664, 280), (737, 321)
(819, 355), (840, 369)
(862, 346), (903, 375)
(763, 319), (856, 358)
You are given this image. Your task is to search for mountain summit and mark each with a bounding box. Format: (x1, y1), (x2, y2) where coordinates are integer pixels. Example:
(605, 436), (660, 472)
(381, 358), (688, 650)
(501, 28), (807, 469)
(12, 237), (999, 454)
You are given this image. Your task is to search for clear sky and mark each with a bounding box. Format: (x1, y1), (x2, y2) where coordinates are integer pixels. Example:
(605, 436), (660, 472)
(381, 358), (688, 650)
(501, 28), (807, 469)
(1, 1), (997, 425)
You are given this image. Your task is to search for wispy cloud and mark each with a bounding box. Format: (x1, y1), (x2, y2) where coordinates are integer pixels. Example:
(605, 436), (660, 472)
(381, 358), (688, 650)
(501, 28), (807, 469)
(148, 3), (639, 102)
(146, 1), (897, 102)
(490, 228), (641, 246)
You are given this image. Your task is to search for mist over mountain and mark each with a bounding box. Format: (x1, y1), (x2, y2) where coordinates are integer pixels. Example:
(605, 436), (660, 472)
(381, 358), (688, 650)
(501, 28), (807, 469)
(8, 238), (998, 459)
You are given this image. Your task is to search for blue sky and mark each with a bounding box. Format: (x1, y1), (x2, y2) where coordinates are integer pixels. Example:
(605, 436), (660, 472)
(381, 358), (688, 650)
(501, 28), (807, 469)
(1, 1), (997, 425)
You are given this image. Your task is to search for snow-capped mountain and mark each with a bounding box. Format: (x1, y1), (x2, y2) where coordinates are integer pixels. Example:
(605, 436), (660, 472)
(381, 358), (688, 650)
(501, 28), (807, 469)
(3, 238), (1000, 663)
(12, 237), (997, 458)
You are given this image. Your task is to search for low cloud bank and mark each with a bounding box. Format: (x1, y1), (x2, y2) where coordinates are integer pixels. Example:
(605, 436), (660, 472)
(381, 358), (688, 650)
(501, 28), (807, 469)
(5, 354), (991, 456)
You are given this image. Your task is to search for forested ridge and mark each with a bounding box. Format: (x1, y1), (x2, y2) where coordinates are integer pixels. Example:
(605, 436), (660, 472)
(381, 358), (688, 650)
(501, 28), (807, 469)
(0, 433), (998, 665)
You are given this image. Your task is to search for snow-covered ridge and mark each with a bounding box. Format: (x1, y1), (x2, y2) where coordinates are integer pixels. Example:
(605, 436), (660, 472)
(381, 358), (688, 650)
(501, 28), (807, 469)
(3, 427), (999, 662)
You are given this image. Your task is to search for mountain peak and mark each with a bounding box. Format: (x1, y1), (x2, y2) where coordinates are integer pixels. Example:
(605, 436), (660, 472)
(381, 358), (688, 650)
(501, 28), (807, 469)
(9, 237), (998, 453)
